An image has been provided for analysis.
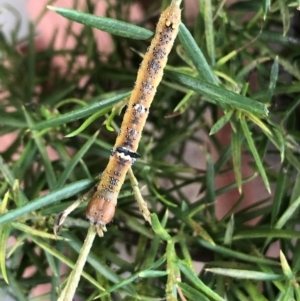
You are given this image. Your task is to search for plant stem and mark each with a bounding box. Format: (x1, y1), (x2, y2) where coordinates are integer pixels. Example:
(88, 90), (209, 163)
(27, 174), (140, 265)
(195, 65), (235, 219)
(58, 226), (97, 301)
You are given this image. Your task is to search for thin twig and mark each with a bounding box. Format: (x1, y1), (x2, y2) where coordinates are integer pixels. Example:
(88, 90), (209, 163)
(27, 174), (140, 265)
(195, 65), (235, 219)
(127, 167), (152, 225)
(57, 226), (97, 301)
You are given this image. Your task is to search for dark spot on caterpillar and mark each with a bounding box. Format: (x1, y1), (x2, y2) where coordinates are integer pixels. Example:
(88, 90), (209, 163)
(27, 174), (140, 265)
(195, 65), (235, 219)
(160, 32), (169, 40)
(124, 136), (134, 148)
(109, 177), (118, 186)
(140, 81), (153, 94)
(132, 116), (140, 125)
(113, 170), (121, 177)
(153, 47), (166, 59)
(133, 103), (148, 114)
(105, 187), (114, 193)
(143, 81), (153, 90)
(127, 135), (136, 142)
(126, 127), (138, 137)
(140, 93), (146, 101)
(147, 60), (160, 74)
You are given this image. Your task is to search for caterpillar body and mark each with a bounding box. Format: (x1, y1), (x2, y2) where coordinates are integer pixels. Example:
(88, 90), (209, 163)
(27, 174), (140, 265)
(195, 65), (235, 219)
(86, 0), (181, 235)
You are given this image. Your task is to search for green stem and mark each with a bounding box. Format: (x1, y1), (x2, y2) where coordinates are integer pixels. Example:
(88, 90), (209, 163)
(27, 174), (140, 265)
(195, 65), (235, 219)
(58, 226), (97, 301)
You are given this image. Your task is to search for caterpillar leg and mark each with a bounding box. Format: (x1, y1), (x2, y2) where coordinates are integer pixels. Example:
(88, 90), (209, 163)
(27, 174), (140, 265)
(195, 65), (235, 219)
(54, 186), (97, 235)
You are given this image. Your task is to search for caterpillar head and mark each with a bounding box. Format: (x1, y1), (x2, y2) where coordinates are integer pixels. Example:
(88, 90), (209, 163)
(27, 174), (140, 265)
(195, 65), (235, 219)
(162, 2), (181, 32)
(86, 195), (116, 232)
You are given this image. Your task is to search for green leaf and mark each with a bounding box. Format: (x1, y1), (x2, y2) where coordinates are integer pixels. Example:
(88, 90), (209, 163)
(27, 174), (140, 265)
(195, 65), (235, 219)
(266, 56), (279, 103)
(278, 0), (290, 36)
(0, 179), (94, 225)
(6, 270), (27, 301)
(96, 257), (166, 298)
(178, 261), (225, 301)
(47, 6), (153, 40)
(231, 126), (242, 193)
(233, 229), (300, 240)
(275, 193), (300, 229)
(205, 151), (215, 204)
(177, 282), (211, 301)
(138, 270), (167, 278)
(237, 57), (271, 80)
(197, 239), (278, 266)
(200, 0), (215, 66)
(277, 56), (300, 81)
(224, 215), (234, 246)
(179, 23), (216, 84)
(281, 98), (300, 126)
(55, 131), (99, 188)
(240, 118), (271, 193)
(279, 250), (293, 279)
(31, 91), (130, 131)
(242, 280), (275, 301)
(0, 155), (17, 188)
(12, 222), (61, 240)
(167, 71), (268, 116)
(0, 223), (11, 284)
(210, 110), (233, 135)
(0, 157), (28, 205)
(262, 0), (270, 20)
(206, 268), (284, 281)
(271, 163), (288, 225)
(22, 105), (57, 190)
(228, 1), (262, 11)
(290, 171), (300, 203)
(30, 235), (103, 291)
(63, 232), (137, 294)
(151, 213), (172, 241)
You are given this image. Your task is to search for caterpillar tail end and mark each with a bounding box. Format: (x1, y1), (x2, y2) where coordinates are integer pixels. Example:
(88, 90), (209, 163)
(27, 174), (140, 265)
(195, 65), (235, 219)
(86, 194), (116, 237)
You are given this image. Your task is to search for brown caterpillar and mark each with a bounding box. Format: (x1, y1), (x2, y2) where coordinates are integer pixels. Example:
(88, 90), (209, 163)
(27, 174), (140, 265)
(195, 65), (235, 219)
(86, 0), (181, 235)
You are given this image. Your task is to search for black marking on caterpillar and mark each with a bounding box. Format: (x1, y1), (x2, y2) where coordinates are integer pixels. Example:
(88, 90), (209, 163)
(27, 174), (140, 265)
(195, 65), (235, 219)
(115, 153), (132, 166)
(159, 31), (172, 44)
(133, 103), (148, 114)
(115, 146), (141, 159)
(122, 137), (134, 149)
(131, 116), (140, 125)
(153, 47), (166, 59)
(111, 170), (121, 177)
(147, 60), (161, 76)
(109, 177), (118, 186)
(139, 93), (147, 102)
(140, 81), (154, 94)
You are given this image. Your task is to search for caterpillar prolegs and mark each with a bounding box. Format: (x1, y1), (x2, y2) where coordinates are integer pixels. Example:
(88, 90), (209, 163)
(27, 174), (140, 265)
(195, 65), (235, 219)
(54, 0), (182, 237)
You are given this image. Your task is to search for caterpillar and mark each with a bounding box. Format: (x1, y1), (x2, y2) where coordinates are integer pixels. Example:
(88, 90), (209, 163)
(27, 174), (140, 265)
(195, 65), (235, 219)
(86, 0), (181, 236)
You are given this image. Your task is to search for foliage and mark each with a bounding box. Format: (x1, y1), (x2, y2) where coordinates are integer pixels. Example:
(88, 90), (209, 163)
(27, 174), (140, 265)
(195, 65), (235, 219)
(0, 0), (300, 300)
